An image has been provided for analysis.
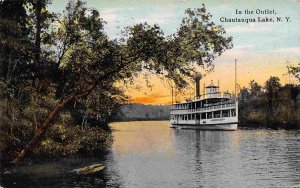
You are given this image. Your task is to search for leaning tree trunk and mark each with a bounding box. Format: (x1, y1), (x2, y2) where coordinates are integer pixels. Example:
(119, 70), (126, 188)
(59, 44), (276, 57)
(11, 95), (75, 164)
(11, 82), (97, 164)
(11, 60), (126, 164)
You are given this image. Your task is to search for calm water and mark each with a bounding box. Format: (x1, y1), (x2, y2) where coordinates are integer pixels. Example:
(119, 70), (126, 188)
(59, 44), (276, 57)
(1, 121), (300, 187)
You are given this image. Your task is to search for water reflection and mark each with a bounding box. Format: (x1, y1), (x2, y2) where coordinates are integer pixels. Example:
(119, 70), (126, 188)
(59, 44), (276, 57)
(1, 156), (109, 188)
(172, 129), (300, 187)
(1, 121), (300, 188)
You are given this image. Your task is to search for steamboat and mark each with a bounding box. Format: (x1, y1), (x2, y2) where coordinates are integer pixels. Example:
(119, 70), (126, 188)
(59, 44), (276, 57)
(170, 63), (238, 131)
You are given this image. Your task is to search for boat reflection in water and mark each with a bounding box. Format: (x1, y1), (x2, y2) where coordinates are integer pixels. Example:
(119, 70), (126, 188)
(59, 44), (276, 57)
(1, 122), (300, 188)
(172, 128), (300, 187)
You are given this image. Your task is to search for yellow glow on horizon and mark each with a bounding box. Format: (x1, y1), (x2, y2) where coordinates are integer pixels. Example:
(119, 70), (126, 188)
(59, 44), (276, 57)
(123, 58), (298, 105)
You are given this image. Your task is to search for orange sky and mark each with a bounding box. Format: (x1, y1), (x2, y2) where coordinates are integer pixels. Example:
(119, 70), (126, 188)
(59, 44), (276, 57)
(124, 49), (299, 105)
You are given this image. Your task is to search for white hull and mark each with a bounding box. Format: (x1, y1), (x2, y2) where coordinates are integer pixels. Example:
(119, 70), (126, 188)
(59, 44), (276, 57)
(170, 116), (238, 131)
(170, 123), (237, 131)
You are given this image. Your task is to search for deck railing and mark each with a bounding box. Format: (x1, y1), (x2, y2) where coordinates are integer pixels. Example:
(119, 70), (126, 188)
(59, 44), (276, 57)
(170, 103), (236, 114)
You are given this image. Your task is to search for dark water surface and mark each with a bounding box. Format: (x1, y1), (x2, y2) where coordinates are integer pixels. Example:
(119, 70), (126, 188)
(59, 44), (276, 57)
(1, 121), (300, 187)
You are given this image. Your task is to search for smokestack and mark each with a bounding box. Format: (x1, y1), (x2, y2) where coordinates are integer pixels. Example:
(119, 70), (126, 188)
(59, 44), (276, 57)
(194, 73), (202, 98)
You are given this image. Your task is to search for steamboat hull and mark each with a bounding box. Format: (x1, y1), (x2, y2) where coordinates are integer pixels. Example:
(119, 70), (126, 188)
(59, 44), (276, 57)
(170, 123), (237, 131)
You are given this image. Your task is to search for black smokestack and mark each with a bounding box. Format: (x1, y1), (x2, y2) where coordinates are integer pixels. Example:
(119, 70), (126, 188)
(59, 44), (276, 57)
(194, 73), (202, 98)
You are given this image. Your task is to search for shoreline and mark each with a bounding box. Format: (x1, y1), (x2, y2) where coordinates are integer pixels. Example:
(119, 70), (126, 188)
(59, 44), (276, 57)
(112, 119), (300, 130)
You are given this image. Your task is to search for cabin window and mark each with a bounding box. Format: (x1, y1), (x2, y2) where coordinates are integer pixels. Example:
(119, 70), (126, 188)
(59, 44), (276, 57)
(222, 110), (229, 117)
(214, 111), (221, 118)
(231, 109), (236, 117)
(196, 114), (200, 120)
(207, 112), (212, 119)
(201, 113), (206, 119)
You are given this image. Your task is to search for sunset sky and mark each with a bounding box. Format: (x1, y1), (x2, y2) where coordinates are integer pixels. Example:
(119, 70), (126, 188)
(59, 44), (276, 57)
(50, 0), (300, 104)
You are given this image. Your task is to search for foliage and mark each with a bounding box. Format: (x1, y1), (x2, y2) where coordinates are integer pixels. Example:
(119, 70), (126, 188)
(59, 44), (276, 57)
(123, 5), (232, 87)
(239, 77), (300, 128)
(0, 0), (232, 163)
(288, 62), (300, 82)
(38, 123), (112, 156)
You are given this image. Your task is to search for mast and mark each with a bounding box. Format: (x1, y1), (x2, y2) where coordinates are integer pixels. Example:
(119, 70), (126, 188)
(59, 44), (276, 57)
(235, 59), (239, 123)
(235, 59), (237, 100)
(218, 80), (220, 97)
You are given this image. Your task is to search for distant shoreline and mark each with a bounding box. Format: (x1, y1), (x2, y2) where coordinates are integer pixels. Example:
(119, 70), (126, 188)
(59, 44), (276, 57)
(112, 118), (169, 122)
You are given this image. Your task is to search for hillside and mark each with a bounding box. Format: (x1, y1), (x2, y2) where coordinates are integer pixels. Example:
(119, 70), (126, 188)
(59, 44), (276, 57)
(113, 104), (170, 121)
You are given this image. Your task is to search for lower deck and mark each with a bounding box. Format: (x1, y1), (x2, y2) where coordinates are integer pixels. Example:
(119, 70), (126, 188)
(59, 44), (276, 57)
(170, 107), (238, 131)
(170, 108), (237, 123)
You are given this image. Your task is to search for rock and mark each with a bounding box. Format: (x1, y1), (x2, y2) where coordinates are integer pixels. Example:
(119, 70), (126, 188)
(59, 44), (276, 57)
(71, 164), (105, 175)
(3, 170), (12, 175)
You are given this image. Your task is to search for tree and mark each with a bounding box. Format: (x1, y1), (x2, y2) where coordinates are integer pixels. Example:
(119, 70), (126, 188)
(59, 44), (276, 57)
(249, 80), (262, 99)
(264, 76), (281, 109)
(288, 63), (300, 83)
(9, 1), (232, 163)
(0, 0), (29, 82)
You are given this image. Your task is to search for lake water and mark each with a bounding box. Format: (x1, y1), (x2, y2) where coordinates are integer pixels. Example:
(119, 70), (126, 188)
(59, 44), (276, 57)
(1, 121), (300, 187)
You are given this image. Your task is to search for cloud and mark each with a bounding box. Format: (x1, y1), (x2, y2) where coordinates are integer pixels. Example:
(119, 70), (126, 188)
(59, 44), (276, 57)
(101, 9), (119, 23)
(234, 45), (256, 50)
(134, 10), (176, 25)
(100, 7), (136, 23)
(271, 47), (300, 54)
(226, 23), (273, 33)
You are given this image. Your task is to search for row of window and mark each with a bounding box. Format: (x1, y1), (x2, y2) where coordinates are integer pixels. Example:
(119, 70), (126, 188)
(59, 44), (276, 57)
(171, 109), (236, 120)
(172, 100), (232, 110)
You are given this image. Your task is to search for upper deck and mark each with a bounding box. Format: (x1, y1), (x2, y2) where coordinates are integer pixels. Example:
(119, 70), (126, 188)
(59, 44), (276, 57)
(171, 82), (233, 110)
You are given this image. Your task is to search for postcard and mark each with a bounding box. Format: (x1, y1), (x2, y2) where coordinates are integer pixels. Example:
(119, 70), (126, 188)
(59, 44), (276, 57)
(1, 0), (299, 187)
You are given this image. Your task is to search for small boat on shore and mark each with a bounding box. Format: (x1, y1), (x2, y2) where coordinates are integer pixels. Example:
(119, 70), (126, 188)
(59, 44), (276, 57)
(71, 164), (105, 175)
